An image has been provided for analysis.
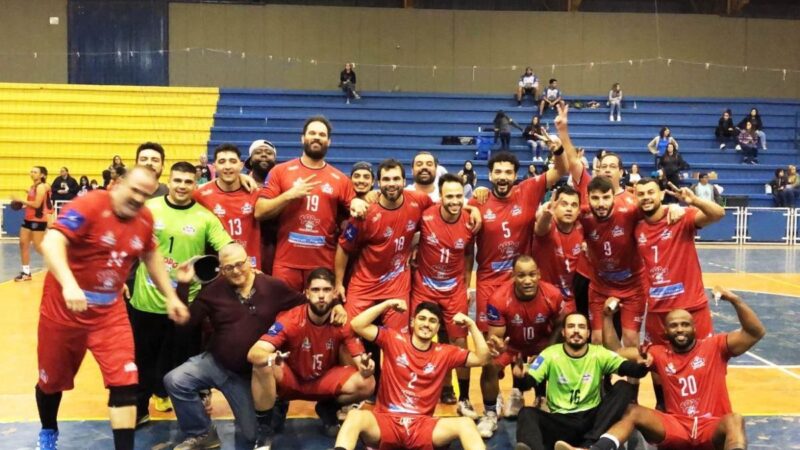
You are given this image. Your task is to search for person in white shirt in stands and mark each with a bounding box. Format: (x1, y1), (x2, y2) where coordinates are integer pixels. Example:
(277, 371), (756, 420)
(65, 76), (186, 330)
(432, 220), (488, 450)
(691, 172), (722, 205)
(406, 151), (444, 202)
(516, 67), (540, 107)
(608, 83), (623, 122)
(539, 79), (565, 117)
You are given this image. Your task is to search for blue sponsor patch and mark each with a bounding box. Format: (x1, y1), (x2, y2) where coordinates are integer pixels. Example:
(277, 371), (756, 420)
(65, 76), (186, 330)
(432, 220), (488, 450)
(267, 322), (284, 336)
(343, 223), (359, 242)
(531, 355), (545, 370)
(486, 304), (501, 322)
(57, 209), (86, 232)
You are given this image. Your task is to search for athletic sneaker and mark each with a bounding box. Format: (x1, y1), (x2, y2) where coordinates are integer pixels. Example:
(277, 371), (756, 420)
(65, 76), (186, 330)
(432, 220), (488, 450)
(720, 143), (726, 150)
(476, 411), (498, 438)
(15, 272), (31, 282)
(135, 414), (150, 428)
(495, 394), (505, 416)
(37, 429), (58, 450)
(456, 399), (479, 420)
(554, 441), (586, 450)
(253, 423), (273, 450)
(504, 388), (524, 418)
(440, 386), (457, 405)
(174, 425), (221, 450)
(153, 395), (173, 412)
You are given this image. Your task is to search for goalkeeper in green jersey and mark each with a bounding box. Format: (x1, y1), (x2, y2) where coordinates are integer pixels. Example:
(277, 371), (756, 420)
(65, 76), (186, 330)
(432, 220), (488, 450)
(509, 311), (650, 450)
(129, 161), (233, 424)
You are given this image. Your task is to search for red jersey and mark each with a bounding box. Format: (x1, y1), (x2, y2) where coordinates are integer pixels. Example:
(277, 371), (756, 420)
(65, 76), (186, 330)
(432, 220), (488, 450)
(260, 304), (364, 382)
(579, 192), (643, 297)
(373, 327), (469, 416)
(25, 182), (53, 223)
(469, 175), (548, 286)
(649, 334), (732, 418)
(194, 181), (261, 268)
(571, 168), (592, 278)
(261, 158), (355, 269)
(532, 221), (584, 299)
(635, 207), (707, 313)
(487, 281), (566, 355)
(41, 190), (156, 327)
(340, 191), (433, 300)
(412, 205), (474, 301)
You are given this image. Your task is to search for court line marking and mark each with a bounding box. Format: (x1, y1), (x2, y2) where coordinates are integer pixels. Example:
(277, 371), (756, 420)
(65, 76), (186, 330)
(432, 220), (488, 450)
(706, 262), (800, 290)
(730, 365), (800, 369)
(744, 351), (800, 381)
(716, 288), (800, 298)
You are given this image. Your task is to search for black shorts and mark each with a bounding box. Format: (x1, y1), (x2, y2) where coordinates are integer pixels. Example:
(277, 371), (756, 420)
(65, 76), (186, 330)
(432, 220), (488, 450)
(22, 220), (47, 231)
(522, 87), (536, 94)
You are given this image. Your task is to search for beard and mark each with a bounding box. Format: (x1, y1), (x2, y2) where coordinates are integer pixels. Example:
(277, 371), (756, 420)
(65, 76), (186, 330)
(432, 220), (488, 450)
(565, 335), (587, 350)
(309, 301), (334, 317)
(250, 160), (275, 182)
(667, 333), (696, 351)
(303, 140), (329, 160)
(413, 170), (434, 186)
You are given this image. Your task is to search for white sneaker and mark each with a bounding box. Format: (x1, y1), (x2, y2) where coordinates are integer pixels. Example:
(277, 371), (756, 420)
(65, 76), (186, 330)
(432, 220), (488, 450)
(457, 399), (479, 420)
(735, 144), (742, 151)
(477, 411), (498, 438)
(609, 115), (614, 121)
(495, 394), (505, 416)
(720, 143), (726, 149)
(505, 388), (524, 418)
(616, 116), (621, 122)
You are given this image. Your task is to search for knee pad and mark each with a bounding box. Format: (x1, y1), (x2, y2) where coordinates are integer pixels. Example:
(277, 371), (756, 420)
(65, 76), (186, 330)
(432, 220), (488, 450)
(108, 385), (137, 408)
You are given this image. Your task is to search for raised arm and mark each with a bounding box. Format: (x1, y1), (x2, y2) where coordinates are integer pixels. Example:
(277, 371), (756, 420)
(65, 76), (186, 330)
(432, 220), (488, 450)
(665, 184), (725, 228)
(350, 299), (407, 342)
(545, 104), (570, 188)
(534, 195), (555, 237)
(715, 286), (766, 357)
(455, 313), (490, 367)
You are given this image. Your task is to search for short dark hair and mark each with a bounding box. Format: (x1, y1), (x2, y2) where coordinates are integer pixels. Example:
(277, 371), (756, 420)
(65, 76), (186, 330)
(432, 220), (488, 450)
(549, 78), (557, 84)
(60, 166), (69, 173)
(136, 142), (165, 161)
(488, 151), (520, 173)
(699, 172), (709, 179)
(555, 184), (580, 202)
(512, 254), (536, 271)
(34, 166), (48, 182)
(635, 177), (661, 189)
(378, 159), (405, 180)
(587, 176), (614, 194)
(438, 173), (463, 191)
(213, 143), (241, 162)
(563, 312), (590, 328)
(170, 161), (197, 175)
(114, 166), (127, 177)
(302, 115), (332, 137)
(306, 267), (335, 287)
(413, 151), (438, 166)
(599, 151), (623, 169)
(414, 301), (444, 325)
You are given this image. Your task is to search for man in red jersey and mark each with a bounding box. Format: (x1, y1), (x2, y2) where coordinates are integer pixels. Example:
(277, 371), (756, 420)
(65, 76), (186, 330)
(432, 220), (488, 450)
(333, 299), (490, 450)
(532, 185), (584, 301)
(558, 287), (763, 450)
(411, 173), (476, 414)
(248, 268), (375, 440)
(194, 144), (263, 269)
(335, 159), (434, 331)
(245, 139), (279, 274)
(479, 255), (572, 436)
(35, 166), (189, 450)
(579, 175), (645, 347)
(256, 115), (366, 291)
(633, 178), (725, 345)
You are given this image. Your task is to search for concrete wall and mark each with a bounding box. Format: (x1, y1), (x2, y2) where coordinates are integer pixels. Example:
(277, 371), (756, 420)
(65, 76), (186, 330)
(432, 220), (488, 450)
(0, 0), (68, 83)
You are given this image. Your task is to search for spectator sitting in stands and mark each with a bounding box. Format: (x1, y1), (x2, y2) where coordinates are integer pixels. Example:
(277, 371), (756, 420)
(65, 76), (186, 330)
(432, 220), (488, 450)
(657, 143), (689, 203)
(198, 153), (214, 181)
(592, 149), (607, 176)
(691, 172), (723, 205)
(737, 121), (760, 164)
(340, 63), (360, 103)
(608, 82), (623, 121)
(648, 126), (679, 167)
(77, 176), (92, 197)
(769, 169), (793, 207)
(538, 78), (565, 116)
(523, 115), (548, 162)
(626, 163), (642, 186)
(101, 169), (112, 189)
(786, 165), (800, 205)
(90, 179), (99, 190)
(738, 107), (766, 150)
(493, 110), (522, 151)
(516, 66), (539, 106)
(525, 163), (539, 180)
(51, 166), (79, 203)
(196, 165), (209, 184)
(108, 154), (125, 172)
(458, 160), (476, 190)
(715, 109), (737, 150)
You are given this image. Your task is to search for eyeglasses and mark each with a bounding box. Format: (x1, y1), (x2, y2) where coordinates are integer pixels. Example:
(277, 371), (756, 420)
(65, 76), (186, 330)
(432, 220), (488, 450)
(220, 260), (248, 274)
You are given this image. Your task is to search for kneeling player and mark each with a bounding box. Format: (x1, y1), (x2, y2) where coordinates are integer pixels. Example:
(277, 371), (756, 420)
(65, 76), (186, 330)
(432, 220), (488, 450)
(248, 268), (375, 442)
(560, 287), (764, 450)
(334, 300), (490, 450)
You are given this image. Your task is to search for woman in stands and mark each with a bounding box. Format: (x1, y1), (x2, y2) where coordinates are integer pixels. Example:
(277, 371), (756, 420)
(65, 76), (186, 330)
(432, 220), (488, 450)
(647, 126), (679, 167)
(77, 176), (92, 197)
(738, 108), (766, 150)
(523, 115), (548, 162)
(493, 110), (522, 151)
(657, 143), (689, 203)
(715, 108), (737, 150)
(11, 166), (52, 282)
(459, 160), (476, 188)
(608, 82), (623, 121)
(770, 169), (793, 207)
(339, 62), (360, 103)
(108, 154), (125, 172)
(737, 120), (760, 164)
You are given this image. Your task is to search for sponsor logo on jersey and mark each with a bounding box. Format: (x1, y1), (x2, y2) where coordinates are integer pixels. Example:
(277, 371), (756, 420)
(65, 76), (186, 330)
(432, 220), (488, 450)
(638, 232), (648, 245)
(395, 353), (410, 368)
(200, 189), (214, 196)
(454, 238), (465, 249)
(100, 231), (116, 247)
(680, 399), (699, 416)
(423, 214), (433, 222)
(241, 202), (253, 214)
(557, 374), (568, 384)
(423, 363), (436, 374)
(486, 305), (501, 322)
(130, 236), (144, 251)
(425, 232), (439, 245)
(649, 266), (668, 284)
(267, 322), (283, 336)
(589, 230), (600, 241)
(691, 356), (705, 370)
(406, 220), (416, 232)
(344, 223), (358, 242)
(511, 314), (523, 325)
(326, 338), (335, 350)
(619, 207), (629, 213)
(383, 227), (394, 238)
(555, 246), (564, 257)
(612, 225), (624, 237)
(213, 204), (226, 217)
(322, 183), (333, 195)
(571, 244), (582, 256)
(182, 225), (196, 236)
(511, 205), (522, 216)
(582, 373), (593, 383)
(300, 214), (321, 232)
(531, 355), (545, 370)
(484, 209), (496, 221)
(106, 250), (128, 268)
(665, 362), (677, 375)
(660, 229), (672, 241)
(302, 337), (311, 351)
(535, 313), (547, 324)
(154, 220), (165, 231)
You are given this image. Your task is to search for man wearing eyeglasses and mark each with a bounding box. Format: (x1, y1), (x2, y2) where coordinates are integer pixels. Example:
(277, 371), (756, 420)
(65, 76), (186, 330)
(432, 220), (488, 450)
(164, 243), (347, 449)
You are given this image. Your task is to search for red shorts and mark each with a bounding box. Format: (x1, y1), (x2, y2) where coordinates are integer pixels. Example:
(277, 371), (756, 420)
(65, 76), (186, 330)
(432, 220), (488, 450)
(652, 411), (722, 450)
(277, 365), (357, 401)
(345, 295), (409, 333)
(493, 345), (545, 369)
(410, 287), (468, 340)
(373, 412), (439, 450)
(645, 305), (714, 346)
(588, 287), (645, 332)
(475, 281), (503, 332)
(271, 264), (313, 292)
(37, 315), (137, 393)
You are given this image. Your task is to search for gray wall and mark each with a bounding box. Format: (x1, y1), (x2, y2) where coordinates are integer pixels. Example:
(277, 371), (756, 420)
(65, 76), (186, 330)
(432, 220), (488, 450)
(0, 0), (67, 83)
(168, 3), (800, 98)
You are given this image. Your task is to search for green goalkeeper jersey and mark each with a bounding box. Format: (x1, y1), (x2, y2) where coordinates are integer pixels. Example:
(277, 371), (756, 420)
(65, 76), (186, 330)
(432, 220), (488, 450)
(527, 343), (626, 414)
(130, 196), (231, 313)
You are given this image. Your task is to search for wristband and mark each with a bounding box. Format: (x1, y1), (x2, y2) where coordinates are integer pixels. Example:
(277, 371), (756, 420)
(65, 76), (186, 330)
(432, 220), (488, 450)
(552, 146), (565, 156)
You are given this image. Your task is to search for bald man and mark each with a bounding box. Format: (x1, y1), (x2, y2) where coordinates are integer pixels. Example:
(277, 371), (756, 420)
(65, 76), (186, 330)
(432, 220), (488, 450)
(561, 287), (765, 450)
